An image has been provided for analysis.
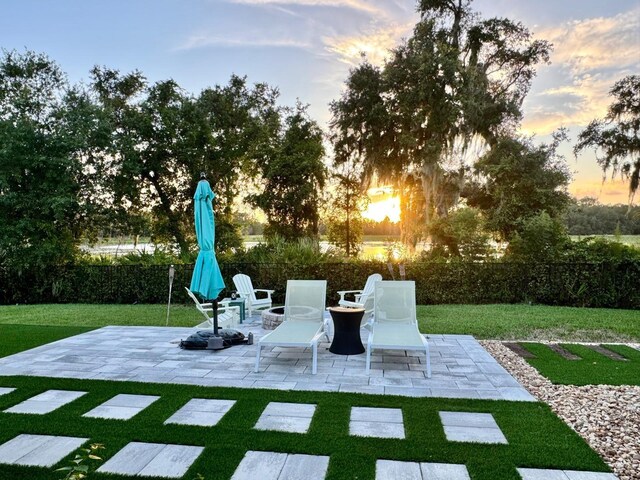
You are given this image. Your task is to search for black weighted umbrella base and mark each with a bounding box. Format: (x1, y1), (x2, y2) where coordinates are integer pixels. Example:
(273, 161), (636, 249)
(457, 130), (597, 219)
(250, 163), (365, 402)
(207, 335), (225, 350)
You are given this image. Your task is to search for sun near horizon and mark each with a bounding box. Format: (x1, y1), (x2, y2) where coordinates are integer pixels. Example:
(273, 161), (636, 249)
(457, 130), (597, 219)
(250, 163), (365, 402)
(362, 186), (401, 223)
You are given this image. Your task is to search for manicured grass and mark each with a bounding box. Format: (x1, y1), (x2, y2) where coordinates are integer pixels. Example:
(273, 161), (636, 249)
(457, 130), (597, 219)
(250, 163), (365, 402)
(418, 304), (640, 342)
(519, 343), (640, 386)
(1, 303), (638, 342)
(0, 376), (610, 480)
(0, 324), (94, 358)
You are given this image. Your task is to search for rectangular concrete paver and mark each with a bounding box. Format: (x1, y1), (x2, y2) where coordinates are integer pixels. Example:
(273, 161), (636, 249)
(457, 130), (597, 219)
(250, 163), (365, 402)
(279, 453), (330, 480)
(4, 390), (87, 415)
(517, 468), (617, 480)
(231, 451), (287, 480)
(255, 402), (316, 434)
(440, 411), (508, 444)
(376, 460), (470, 480)
(0, 387), (15, 396)
(138, 444), (205, 478)
(0, 434), (88, 467)
(350, 407), (405, 439)
(376, 459), (422, 480)
(97, 442), (204, 478)
(165, 398), (236, 427)
(421, 463), (471, 480)
(83, 394), (159, 420)
(231, 451), (329, 480)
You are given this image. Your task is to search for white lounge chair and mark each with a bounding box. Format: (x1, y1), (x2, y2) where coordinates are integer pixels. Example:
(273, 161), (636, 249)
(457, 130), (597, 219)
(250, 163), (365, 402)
(232, 273), (275, 316)
(365, 281), (431, 377)
(255, 280), (327, 375)
(337, 273), (382, 328)
(185, 288), (240, 331)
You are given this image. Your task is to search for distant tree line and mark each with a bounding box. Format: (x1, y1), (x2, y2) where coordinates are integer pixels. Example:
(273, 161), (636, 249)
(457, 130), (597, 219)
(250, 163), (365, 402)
(565, 198), (640, 235)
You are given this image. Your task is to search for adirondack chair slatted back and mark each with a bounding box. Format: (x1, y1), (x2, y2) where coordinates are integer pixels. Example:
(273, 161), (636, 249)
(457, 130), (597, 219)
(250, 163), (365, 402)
(359, 273), (382, 309)
(233, 274), (256, 302)
(285, 280), (326, 323)
(373, 281), (416, 325)
(185, 287), (210, 322)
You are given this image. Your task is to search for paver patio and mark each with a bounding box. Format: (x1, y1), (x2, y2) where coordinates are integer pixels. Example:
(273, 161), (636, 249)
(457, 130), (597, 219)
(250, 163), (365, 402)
(0, 318), (536, 401)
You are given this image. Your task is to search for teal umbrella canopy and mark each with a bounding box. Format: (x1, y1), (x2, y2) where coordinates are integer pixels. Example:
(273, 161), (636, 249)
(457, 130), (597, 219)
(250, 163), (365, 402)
(190, 179), (225, 301)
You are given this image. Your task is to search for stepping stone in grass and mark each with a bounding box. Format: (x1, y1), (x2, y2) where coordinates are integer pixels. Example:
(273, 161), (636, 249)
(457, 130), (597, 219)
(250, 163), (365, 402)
(164, 398), (236, 427)
(231, 451), (329, 480)
(584, 345), (629, 361)
(503, 342), (536, 359)
(97, 442), (204, 478)
(376, 460), (470, 480)
(83, 394), (160, 420)
(0, 387), (15, 396)
(439, 411), (508, 444)
(517, 467), (617, 479)
(547, 344), (581, 360)
(0, 434), (88, 467)
(254, 402), (316, 434)
(4, 389), (87, 415)
(350, 407), (405, 439)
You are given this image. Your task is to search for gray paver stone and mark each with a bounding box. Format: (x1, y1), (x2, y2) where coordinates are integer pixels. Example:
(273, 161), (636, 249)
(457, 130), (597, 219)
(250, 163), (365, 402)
(263, 402), (316, 418)
(97, 442), (166, 475)
(279, 453), (330, 480)
(421, 462), (471, 480)
(231, 451), (287, 480)
(351, 407), (403, 424)
(0, 387), (15, 396)
(439, 411), (498, 428)
(138, 444), (205, 478)
(0, 434), (87, 467)
(376, 460), (422, 480)
(517, 468), (571, 480)
(350, 421), (405, 439)
(255, 415), (313, 434)
(83, 405), (142, 420)
(564, 471), (618, 480)
(444, 425), (508, 444)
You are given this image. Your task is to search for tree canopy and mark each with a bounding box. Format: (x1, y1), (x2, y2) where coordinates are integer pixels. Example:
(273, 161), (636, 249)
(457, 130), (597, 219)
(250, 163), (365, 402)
(330, 0), (551, 250)
(575, 75), (640, 203)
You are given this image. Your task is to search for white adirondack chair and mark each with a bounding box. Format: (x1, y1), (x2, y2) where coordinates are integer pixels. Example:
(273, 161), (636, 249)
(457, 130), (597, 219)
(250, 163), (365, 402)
(185, 288), (240, 331)
(232, 274), (274, 316)
(255, 280), (328, 374)
(337, 273), (382, 328)
(365, 281), (431, 377)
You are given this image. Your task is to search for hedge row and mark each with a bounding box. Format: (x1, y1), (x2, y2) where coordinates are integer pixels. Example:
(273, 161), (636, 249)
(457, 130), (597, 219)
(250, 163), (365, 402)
(1, 261), (638, 309)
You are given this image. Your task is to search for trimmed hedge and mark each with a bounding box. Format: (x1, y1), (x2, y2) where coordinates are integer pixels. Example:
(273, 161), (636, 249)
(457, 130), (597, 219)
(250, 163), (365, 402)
(0, 261), (638, 309)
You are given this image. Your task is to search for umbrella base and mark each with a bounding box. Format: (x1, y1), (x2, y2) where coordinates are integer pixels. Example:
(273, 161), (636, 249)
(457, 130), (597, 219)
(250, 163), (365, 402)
(206, 335), (225, 350)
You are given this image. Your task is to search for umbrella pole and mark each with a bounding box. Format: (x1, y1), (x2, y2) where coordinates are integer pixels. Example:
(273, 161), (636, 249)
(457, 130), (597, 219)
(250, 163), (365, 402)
(212, 299), (219, 335)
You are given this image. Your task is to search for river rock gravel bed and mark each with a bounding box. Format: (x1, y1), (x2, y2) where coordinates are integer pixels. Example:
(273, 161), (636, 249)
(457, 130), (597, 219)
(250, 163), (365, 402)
(480, 341), (640, 480)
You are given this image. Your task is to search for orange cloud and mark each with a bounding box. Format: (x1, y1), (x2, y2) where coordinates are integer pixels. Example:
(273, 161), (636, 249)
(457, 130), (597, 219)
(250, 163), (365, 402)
(570, 178), (635, 205)
(521, 7), (640, 135)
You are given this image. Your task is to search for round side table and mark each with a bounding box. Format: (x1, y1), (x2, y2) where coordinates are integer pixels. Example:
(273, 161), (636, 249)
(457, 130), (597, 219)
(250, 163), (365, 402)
(328, 307), (365, 355)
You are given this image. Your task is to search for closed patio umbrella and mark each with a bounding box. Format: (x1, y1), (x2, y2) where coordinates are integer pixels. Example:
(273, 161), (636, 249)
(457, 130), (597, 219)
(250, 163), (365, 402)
(190, 173), (225, 342)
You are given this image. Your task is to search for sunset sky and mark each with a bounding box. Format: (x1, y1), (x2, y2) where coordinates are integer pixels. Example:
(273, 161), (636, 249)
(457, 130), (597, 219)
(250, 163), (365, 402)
(1, 0), (638, 206)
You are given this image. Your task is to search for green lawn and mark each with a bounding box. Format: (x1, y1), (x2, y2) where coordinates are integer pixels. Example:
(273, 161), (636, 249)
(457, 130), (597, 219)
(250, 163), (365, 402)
(0, 376), (610, 480)
(1, 303), (638, 342)
(418, 304), (640, 342)
(0, 324), (94, 358)
(519, 343), (640, 386)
